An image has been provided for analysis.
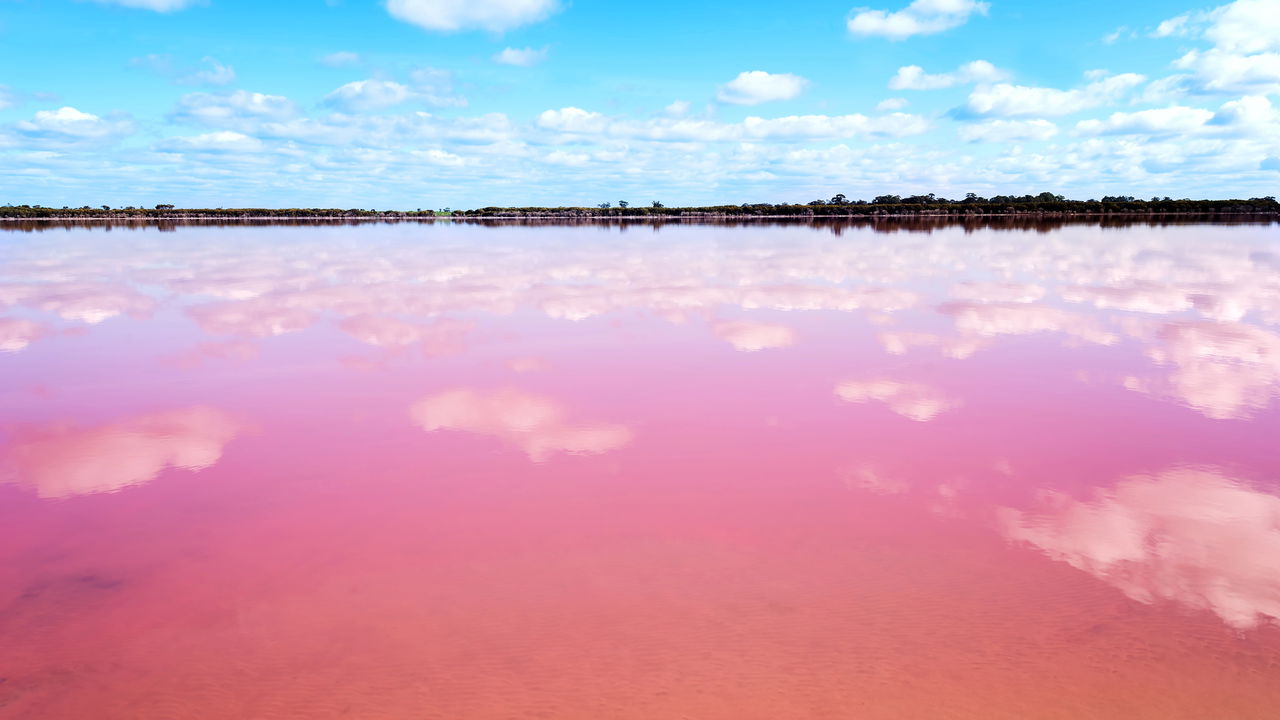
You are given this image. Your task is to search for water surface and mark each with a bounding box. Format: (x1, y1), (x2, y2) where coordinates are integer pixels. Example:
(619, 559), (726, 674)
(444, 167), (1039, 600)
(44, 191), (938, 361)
(2, 219), (1279, 719)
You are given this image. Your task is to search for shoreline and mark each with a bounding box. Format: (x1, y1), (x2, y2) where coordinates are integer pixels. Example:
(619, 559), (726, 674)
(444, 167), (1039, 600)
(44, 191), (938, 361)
(4, 210), (1279, 222)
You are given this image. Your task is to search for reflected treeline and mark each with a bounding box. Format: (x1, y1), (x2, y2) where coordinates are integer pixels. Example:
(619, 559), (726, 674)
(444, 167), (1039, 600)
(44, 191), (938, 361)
(4, 214), (1277, 234)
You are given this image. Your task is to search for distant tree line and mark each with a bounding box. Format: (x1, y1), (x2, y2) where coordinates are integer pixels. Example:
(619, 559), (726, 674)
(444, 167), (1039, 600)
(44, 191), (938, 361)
(453, 193), (1279, 217)
(0, 205), (440, 219)
(2, 193), (1277, 219)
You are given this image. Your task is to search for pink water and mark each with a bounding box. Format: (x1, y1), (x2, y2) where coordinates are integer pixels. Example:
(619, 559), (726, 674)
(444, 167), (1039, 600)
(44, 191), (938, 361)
(2, 219), (1279, 719)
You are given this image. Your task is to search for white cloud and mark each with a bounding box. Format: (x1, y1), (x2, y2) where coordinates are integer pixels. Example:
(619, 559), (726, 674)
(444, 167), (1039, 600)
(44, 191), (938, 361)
(664, 100), (693, 116)
(493, 46), (549, 66)
(848, 0), (990, 40)
(537, 107), (609, 133)
(0, 86), (14, 111)
(130, 54), (235, 86)
(963, 73), (1146, 117)
(323, 72), (465, 113)
(1154, 2), (1280, 95)
(889, 59), (1007, 90)
(537, 106), (927, 142)
(1205, 0), (1280, 54)
(319, 51), (361, 67)
(1152, 13), (1198, 39)
(90, 0), (200, 11)
(1173, 48), (1280, 94)
(324, 79), (415, 112)
(180, 56), (235, 86)
(1076, 106), (1216, 136)
(1102, 26), (1131, 44)
(386, 0), (561, 32)
(717, 71), (809, 105)
(958, 118), (1059, 142)
(1211, 94), (1280, 128)
(172, 90), (297, 127)
(876, 97), (909, 111)
(742, 112), (928, 139)
(157, 130), (265, 153)
(16, 106), (133, 141)
(542, 149), (590, 166)
(407, 67), (468, 107)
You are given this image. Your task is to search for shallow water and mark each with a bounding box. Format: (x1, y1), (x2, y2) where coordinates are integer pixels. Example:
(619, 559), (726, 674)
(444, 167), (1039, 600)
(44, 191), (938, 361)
(1, 219), (1279, 719)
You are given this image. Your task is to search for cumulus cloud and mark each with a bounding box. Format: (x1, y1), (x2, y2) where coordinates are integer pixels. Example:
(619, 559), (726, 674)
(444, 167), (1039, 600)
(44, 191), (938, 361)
(717, 71), (809, 105)
(848, 0), (990, 40)
(1076, 106), (1216, 136)
(957, 118), (1058, 142)
(889, 59), (1007, 90)
(1154, 1), (1280, 94)
(386, 0), (561, 33)
(1001, 466), (1280, 629)
(876, 97), (909, 111)
(15, 106), (134, 143)
(493, 46), (549, 66)
(962, 73), (1146, 117)
(1203, 0), (1280, 54)
(4, 407), (241, 498)
(1173, 48), (1280, 94)
(410, 387), (632, 462)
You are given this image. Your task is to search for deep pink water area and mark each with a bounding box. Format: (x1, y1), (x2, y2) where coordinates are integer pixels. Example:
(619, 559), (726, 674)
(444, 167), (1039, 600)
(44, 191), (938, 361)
(2, 219), (1279, 719)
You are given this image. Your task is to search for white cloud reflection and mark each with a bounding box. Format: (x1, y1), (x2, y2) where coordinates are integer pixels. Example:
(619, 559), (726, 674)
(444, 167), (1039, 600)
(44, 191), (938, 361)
(1001, 467), (1280, 629)
(4, 406), (242, 498)
(410, 388), (632, 462)
(712, 319), (796, 352)
(835, 379), (959, 421)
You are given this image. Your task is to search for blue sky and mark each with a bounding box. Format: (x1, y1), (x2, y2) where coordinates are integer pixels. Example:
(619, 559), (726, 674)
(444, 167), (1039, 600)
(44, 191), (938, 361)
(1, 0), (1278, 207)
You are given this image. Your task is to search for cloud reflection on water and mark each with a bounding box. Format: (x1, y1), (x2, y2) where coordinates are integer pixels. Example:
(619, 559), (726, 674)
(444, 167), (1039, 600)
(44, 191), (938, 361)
(410, 388), (633, 462)
(834, 379), (959, 422)
(1000, 467), (1280, 630)
(4, 407), (242, 498)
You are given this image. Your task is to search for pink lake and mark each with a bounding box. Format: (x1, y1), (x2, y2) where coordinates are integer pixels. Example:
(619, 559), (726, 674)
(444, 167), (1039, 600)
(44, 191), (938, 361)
(1, 218), (1279, 719)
